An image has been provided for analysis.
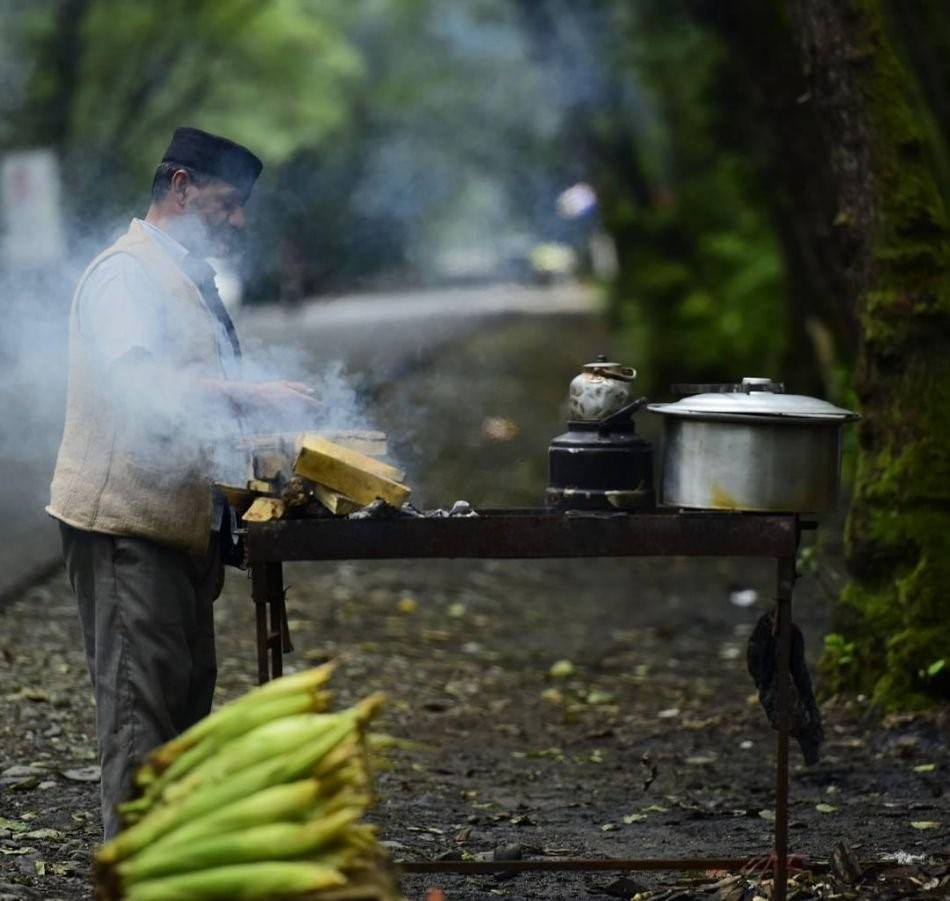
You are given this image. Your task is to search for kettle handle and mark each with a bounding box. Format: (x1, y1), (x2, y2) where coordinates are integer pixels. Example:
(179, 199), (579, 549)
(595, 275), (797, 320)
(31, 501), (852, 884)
(610, 366), (637, 381)
(598, 396), (648, 432)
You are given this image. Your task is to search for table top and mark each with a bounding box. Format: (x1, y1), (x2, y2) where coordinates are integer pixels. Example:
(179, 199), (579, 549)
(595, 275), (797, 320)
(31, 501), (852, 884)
(244, 509), (802, 563)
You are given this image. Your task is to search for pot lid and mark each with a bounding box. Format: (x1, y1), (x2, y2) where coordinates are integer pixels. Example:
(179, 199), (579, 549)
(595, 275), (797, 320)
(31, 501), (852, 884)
(647, 377), (859, 421)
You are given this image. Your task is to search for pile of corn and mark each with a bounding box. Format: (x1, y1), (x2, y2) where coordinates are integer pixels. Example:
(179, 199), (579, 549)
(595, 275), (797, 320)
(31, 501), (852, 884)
(94, 664), (401, 901)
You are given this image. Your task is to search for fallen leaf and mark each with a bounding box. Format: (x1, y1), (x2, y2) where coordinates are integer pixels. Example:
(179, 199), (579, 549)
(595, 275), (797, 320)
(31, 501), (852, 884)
(63, 766), (101, 782)
(397, 596), (418, 615)
(601, 823), (619, 832)
(480, 417), (519, 441)
(623, 813), (648, 824)
(6, 764), (54, 779)
(729, 588), (758, 607)
(24, 828), (65, 840)
(815, 803), (837, 814)
(913, 764), (936, 773)
(910, 821), (942, 830)
(421, 629), (452, 642)
(686, 754), (718, 766)
(5, 688), (50, 702)
(549, 659), (575, 679)
(586, 690), (616, 705)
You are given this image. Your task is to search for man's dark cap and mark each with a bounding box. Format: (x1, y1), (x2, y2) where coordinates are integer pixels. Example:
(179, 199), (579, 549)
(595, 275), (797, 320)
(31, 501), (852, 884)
(161, 127), (263, 202)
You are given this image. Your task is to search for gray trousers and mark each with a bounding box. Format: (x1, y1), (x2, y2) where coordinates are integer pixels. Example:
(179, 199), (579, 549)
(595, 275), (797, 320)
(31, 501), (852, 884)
(59, 523), (220, 838)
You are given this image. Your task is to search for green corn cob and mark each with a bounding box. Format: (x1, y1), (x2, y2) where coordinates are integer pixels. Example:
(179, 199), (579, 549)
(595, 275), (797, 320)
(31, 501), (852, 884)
(124, 691), (315, 823)
(142, 780), (359, 855)
(118, 808), (361, 884)
(98, 774), (319, 866)
(122, 861), (345, 901)
(124, 700), (325, 824)
(133, 691), (328, 802)
(160, 713), (340, 805)
(345, 822), (381, 854)
(104, 713), (368, 867)
(313, 733), (361, 779)
(142, 664), (336, 772)
(105, 707), (367, 863)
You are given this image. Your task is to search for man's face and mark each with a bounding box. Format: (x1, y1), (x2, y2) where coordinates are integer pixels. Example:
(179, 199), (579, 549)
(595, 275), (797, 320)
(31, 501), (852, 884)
(179, 175), (246, 258)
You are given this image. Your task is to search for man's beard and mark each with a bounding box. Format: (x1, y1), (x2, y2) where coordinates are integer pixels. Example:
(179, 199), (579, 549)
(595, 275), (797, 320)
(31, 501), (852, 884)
(180, 211), (241, 258)
(206, 222), (242, 258)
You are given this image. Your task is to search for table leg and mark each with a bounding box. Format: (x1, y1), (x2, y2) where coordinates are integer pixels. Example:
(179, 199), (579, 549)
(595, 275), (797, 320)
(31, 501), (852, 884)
(772, 554), (796, 901)
(251, 562), (285, 683)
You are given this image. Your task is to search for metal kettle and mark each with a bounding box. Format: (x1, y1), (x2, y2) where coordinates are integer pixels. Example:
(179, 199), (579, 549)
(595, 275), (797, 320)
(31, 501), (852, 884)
(546, 355), (655, 512)
(569, 355), (638, 421)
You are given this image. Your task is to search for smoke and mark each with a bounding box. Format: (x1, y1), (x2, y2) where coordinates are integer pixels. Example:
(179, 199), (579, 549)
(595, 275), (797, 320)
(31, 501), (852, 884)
(0, 0), (646, 539)
(0, 225), (380, 541)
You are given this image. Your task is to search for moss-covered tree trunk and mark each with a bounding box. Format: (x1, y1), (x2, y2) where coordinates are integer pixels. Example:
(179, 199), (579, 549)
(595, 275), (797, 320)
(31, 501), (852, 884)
(789, 0), (950, 706)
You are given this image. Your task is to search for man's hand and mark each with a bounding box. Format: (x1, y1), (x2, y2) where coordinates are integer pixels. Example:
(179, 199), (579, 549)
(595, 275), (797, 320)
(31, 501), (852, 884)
(239, 381), (324, 426)
(198, 377), (324, 433)
(248, 380), (318, 410)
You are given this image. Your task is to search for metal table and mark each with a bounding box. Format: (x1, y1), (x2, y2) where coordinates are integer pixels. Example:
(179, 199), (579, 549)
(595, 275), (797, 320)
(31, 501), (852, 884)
(245, 510), (804, 900)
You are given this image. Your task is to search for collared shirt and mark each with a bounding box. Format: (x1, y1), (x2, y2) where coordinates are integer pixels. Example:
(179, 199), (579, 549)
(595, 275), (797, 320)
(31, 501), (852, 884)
(78, 218), (240, 379)
(77, 218), (241, 531)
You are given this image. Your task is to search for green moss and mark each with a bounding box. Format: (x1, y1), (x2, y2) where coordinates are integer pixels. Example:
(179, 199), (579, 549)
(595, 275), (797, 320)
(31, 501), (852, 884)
(823, 1), (950, 708)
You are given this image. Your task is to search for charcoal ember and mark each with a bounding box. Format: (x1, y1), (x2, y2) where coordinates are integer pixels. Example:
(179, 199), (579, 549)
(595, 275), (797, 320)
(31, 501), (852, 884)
(347, 499), (408, 520)
(424, 500), (478, 518)
(345, 499), (478, 519)
(281, 476), (312, 509)
(297, 500), (335, 519)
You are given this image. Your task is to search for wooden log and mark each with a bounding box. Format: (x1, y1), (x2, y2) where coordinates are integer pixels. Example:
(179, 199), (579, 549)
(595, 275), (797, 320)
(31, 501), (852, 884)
(308, 430), (389, 459)
(312, 484), (362, 516)
(242, 497), (286, 523)
(239, 430), (390, 458)
(252, 449), (292, 481)
(247, 479), (278, 495)
(296, 435), (405, 483)
(294, 437), (411, 508)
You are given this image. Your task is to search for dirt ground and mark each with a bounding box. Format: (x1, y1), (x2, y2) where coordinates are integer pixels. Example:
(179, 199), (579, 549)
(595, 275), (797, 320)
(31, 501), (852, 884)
(1, 313), (948, 901)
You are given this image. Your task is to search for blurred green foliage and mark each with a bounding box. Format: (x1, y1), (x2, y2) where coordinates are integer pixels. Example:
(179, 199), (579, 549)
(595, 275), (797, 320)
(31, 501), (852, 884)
(1, 0), (933, 399)
(611, 8), (784, 391)
(3, 0), (363, 221)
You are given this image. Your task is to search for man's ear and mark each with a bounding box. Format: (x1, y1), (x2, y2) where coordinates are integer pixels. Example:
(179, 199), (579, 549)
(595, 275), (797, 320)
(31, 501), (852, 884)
(169, 169), (191, 208)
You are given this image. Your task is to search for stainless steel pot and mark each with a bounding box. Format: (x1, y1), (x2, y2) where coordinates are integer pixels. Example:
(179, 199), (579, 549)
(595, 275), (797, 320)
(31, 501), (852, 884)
(647, 378), (859, 512)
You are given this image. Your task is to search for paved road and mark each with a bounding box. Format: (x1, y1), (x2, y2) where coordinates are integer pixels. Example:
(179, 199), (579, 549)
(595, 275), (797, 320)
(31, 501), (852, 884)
(236, 282), (595, 389)
(0, 282), (597, 603)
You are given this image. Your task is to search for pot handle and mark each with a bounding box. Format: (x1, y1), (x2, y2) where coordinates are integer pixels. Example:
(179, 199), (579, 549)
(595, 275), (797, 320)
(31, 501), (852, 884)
(598, 397), (648, 432)
(670, 380), (785, 395)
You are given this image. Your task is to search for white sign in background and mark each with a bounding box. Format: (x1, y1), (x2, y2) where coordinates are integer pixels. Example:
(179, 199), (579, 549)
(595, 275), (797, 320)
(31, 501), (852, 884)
(1, 148), (66, 267)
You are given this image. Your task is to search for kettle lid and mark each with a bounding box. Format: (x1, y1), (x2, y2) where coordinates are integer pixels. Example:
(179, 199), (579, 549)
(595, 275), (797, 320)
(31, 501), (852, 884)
(581, 354), (637, 379)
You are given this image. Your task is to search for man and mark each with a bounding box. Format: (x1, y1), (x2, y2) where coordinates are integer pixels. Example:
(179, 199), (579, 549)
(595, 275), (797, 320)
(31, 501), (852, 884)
(47, 127), (317, 838)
